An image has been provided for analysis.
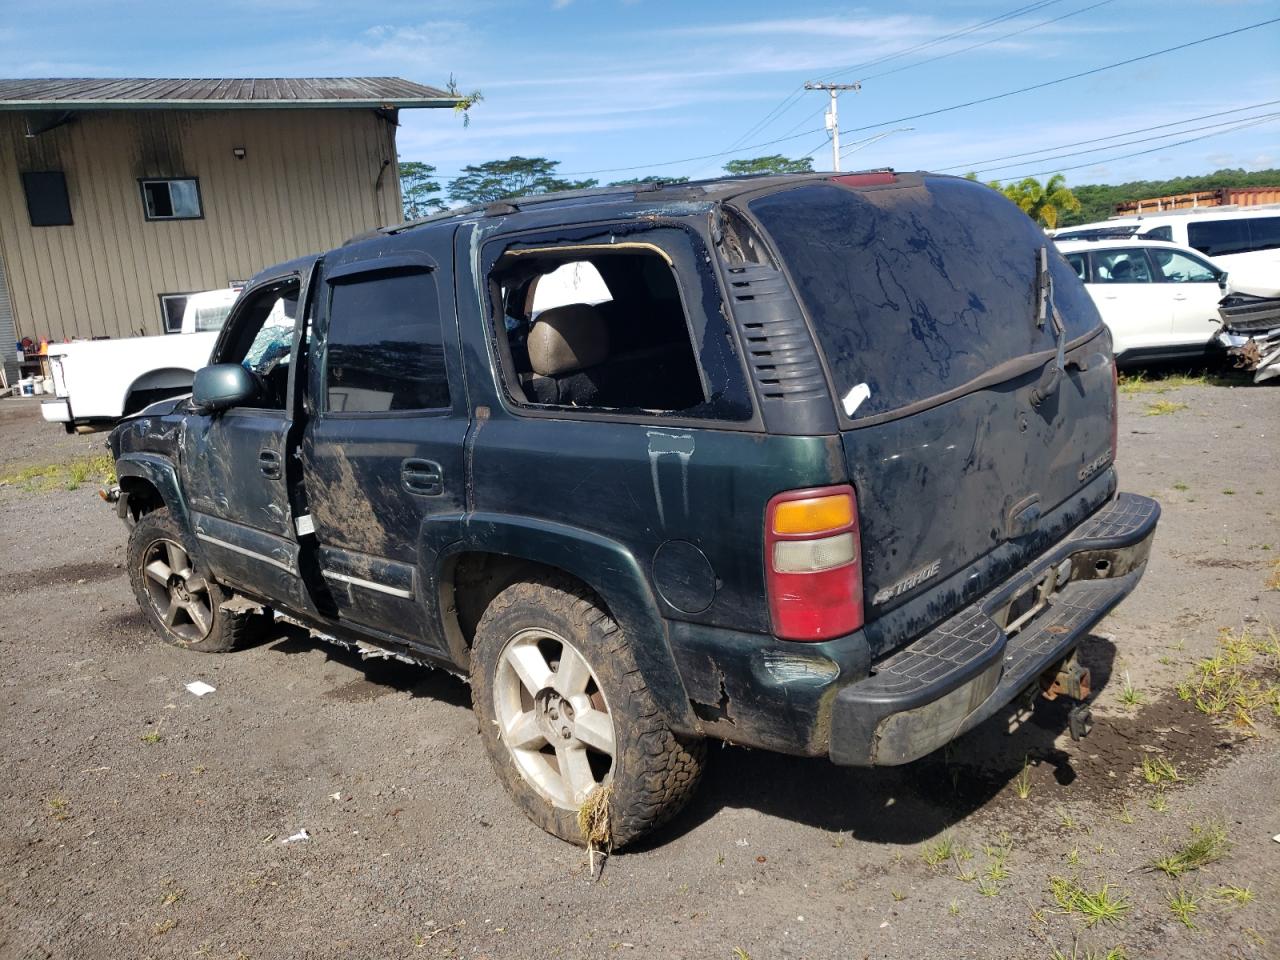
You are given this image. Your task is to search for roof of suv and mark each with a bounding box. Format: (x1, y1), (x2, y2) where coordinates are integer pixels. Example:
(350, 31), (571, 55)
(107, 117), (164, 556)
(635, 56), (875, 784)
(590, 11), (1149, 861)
(377, 169), (911, 238)
(1054, 237), (1205, 255)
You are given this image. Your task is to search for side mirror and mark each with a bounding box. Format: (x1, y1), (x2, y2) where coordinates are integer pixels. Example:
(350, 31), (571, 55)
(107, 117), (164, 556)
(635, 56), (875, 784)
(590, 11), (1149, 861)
(192, 363), (258, 413)
(1217, 271), (1229, 293)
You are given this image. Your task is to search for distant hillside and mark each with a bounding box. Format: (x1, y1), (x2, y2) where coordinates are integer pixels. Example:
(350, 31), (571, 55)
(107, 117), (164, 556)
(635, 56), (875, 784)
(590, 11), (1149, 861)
(1062, 168), (1280, 225)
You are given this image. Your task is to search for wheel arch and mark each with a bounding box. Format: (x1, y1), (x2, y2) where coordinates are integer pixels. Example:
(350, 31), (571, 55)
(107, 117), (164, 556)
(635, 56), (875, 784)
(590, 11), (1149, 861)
(432, 514), (698, 735)
(116, 454), (191, 528)
(123, 367), (196, 415)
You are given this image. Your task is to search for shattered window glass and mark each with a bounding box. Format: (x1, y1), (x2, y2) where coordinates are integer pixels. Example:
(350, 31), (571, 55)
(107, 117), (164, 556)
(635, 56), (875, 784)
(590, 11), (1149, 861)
(243, 297), (297, 375)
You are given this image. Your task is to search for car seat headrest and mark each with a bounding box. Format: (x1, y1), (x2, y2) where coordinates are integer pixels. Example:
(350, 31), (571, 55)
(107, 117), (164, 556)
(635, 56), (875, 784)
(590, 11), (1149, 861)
(527, 304), (609, 377)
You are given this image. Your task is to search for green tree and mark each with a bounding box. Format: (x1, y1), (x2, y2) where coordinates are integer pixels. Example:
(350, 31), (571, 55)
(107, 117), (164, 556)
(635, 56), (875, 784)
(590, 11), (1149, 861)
(723, 155), (814, 176)
(1064, 167), (1280, 225)
(399, 160), (447, 220)
(447, 156), (598, 205)
(445, 74), (483, 128)
(966, 172), (1082, 229)
(965, 167), (1280, 227)
(608, 176), (690, 187)
(1000, 174), (1082, 229)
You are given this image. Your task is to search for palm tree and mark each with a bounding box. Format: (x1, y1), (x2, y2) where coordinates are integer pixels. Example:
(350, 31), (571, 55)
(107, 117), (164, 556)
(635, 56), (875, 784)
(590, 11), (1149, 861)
(998, 174), (1081, 229)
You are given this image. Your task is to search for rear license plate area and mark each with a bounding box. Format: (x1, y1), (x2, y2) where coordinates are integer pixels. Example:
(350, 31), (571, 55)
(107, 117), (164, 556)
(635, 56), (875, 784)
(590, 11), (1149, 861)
(992, 565), (1065, 637)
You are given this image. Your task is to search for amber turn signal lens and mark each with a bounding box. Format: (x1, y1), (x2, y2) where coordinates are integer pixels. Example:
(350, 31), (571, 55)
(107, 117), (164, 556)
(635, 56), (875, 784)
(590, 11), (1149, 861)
(771, 493), (854, 535)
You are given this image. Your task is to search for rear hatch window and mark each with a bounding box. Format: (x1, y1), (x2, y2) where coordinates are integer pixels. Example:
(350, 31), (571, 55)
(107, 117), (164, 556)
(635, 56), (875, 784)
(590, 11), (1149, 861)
(748, 176), (1099, 421)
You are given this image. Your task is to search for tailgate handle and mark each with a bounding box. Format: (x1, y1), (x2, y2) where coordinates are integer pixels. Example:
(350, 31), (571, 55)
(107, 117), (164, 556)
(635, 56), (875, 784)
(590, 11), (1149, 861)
(401, 458), (443, 496)
(1006, 495), (1041, 539)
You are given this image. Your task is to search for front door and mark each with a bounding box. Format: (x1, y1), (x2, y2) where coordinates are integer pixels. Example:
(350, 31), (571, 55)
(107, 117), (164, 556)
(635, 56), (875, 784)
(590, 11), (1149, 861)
(1150, 247), (1224, 351)
(1088, 246), (1170, 356)
(181, 272), (310, 609)
(299, 235), (468, 651)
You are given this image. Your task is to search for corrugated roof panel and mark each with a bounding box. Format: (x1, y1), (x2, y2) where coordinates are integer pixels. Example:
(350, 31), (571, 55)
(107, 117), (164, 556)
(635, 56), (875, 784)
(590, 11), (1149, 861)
(0, 77), (460, 109)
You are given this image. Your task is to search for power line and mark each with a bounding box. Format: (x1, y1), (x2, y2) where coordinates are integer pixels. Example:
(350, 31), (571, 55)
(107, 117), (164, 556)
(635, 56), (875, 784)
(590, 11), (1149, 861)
(855, 0), (1116, 84)
(978, 110), (1280, 174)
(813, 0), (1068, 84)
(839, 16), (1280, 137)
(938, 98), (1280, 172)
(720, 0), (1069, 155)
(992, 113), (1280, 182)
(559, 16), (1280, 178)
(756, 0), (1119, 158)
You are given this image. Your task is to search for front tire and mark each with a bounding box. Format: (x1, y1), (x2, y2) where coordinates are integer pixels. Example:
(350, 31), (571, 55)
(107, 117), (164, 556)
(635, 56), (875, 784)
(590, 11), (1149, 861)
(127, 508), (248, 653)
(470, 576), (705, 848)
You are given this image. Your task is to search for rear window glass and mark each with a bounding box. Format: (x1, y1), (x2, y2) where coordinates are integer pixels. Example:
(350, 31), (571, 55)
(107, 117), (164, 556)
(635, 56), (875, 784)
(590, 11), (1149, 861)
(749, 178), (1099, 420)
(1187, 219), (1251, 257)
(1246, 216), (1280, 252)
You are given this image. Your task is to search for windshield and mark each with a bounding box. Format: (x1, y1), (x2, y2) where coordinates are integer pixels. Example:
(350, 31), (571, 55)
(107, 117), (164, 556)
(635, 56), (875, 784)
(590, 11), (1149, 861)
(748, 177), (1100, 420)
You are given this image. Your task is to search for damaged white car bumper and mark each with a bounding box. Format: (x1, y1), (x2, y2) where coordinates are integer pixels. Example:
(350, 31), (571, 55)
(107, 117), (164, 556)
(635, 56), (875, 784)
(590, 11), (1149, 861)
(1217, 282), (1280, 383)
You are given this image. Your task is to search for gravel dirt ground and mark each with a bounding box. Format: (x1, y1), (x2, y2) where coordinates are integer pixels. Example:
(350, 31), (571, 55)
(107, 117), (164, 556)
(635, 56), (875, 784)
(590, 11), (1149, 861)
(0, 379), (1277, 960)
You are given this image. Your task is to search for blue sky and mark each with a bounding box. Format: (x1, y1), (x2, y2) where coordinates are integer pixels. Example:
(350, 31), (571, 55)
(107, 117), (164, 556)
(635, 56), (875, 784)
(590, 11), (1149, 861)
(3, 0), (1278, 188)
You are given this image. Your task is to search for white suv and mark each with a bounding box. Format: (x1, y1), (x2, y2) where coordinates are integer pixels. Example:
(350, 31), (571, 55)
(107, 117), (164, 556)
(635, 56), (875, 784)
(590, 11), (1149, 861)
(1055, 239), (1225, 363)
(1053, 207), (1280, 277)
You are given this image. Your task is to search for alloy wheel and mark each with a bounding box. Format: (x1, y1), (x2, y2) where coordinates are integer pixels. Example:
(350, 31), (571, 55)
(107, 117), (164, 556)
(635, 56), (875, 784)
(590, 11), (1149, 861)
(493, 628), (615, 809)
(140, 538), (214, 643)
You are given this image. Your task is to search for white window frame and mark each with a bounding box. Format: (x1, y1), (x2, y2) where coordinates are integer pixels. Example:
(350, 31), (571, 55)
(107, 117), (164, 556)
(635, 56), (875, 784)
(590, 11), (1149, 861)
(140, 177), (203, 221)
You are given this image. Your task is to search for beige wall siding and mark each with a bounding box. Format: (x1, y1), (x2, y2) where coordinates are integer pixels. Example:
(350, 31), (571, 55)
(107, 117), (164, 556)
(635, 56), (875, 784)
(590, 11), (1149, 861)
(0, 107), (403, 341)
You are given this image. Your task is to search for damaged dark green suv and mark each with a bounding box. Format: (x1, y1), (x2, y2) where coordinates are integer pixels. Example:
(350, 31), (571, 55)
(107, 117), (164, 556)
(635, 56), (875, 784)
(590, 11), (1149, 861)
(107, 171), (1159, 847)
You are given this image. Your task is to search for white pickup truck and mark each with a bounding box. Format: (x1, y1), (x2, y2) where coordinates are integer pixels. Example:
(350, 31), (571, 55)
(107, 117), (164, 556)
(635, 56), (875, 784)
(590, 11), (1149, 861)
(41, 288), (240, 431)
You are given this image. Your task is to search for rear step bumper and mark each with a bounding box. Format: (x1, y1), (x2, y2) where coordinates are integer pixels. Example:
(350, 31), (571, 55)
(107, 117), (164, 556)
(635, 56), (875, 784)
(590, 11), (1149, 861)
(828, 492), (1159, 766)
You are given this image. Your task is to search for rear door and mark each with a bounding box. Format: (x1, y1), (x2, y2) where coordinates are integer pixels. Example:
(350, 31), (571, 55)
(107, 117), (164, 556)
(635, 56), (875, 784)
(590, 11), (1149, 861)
(298, 233), (468, 651)
(744, 176), (1117, 649)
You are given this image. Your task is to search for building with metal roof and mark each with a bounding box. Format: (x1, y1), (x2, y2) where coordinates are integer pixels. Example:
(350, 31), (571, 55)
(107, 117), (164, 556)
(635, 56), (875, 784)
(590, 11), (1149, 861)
(0, 77), (459, 111)
(0, 77), (464, 385)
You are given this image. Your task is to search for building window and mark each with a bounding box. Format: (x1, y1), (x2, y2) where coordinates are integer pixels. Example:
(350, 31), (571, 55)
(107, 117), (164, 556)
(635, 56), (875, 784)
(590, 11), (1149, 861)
(159, 293), (196, 334)
(21, 171), (73, 226)
(140, 178), (202, 221)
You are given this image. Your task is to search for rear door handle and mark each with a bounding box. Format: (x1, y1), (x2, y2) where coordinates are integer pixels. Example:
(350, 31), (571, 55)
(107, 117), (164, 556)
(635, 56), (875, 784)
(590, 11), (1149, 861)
(258, 449), (281, 480)
(1173, 293), (1188, 301)
(401, 458), (443, 496)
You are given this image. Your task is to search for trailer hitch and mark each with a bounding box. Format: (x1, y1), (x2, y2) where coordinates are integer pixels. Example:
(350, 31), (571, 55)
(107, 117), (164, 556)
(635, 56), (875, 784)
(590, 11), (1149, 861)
(1039, 650), (1094, 741)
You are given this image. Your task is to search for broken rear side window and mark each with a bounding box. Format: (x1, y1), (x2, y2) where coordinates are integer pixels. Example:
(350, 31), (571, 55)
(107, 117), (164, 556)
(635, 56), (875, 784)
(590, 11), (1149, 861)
(748, 178), (1100, 421)
(487, 225), (751, 421)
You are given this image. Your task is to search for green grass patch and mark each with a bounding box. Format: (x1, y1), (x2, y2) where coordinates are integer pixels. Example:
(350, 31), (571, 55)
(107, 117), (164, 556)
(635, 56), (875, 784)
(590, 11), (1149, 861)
(1117, 371), (1207, 395)
(1167, 888), (1199, 929)
(0, 453), (115, 492)
(1117, 368), (1247, 395)
(1140, 754), (1180, 785)
(1049, 876), (1132, 927)
(1153, 822), (1230, 878)
(921, 834), (955, 868)
(1211, 885), (1254, 906)
(1180, 627), (1280, 732)
(1143, 399), (1189, 417)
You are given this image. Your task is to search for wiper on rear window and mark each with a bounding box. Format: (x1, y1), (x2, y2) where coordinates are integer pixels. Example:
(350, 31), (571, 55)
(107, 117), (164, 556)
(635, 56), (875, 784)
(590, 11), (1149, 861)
(1031, 245), (1066, 406)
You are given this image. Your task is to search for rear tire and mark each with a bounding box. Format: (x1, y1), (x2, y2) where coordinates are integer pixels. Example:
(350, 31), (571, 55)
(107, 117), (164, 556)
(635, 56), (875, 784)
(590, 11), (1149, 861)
(127, 508), (251, 653)
(470, 575), (705, 848)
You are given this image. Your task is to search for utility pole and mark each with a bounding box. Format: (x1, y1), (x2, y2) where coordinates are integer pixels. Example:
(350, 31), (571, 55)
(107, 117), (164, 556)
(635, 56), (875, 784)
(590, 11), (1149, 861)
(804, 81), (860, 171)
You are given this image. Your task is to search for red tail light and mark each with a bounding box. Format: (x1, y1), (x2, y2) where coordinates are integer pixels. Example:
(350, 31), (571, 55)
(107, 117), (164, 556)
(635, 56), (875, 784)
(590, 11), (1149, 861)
(1110, 361), (1119, 461)
(832, 171), (897, 187)
(765, 485), (864, 641)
